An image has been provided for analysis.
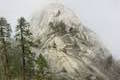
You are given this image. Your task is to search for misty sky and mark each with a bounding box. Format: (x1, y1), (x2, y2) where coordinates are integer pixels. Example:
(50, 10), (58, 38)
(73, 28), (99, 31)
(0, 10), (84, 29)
(0, 0), (120, 59)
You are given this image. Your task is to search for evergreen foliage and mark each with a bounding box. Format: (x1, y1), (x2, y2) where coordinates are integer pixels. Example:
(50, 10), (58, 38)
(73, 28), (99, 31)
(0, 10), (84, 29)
(0, 17), (12, 80)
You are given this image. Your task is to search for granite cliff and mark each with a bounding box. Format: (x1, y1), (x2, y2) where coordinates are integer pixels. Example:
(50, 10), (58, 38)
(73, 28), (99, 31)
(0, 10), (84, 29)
(30, 3), (120, 80)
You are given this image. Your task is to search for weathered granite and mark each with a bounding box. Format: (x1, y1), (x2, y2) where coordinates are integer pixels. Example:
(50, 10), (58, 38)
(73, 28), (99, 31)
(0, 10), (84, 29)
(30, 3), (120, 80)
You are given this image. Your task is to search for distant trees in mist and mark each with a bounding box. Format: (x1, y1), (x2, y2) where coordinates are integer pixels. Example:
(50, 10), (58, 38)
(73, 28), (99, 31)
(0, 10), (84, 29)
(0, 17), (50, 80)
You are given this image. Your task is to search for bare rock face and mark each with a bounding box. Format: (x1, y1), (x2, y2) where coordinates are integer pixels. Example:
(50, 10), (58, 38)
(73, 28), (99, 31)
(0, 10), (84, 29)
(31, 3), (120, 80)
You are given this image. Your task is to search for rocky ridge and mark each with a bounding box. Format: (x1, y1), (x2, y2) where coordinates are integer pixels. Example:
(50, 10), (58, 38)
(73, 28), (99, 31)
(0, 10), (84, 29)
(30, 3), (120, 80)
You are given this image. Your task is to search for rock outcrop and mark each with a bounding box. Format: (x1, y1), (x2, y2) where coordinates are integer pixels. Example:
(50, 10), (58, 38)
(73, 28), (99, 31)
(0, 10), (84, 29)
(30, 3), (120, 80)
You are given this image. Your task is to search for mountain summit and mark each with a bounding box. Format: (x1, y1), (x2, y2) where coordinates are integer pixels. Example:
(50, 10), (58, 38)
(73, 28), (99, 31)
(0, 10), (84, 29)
(31, 3), (120, 80)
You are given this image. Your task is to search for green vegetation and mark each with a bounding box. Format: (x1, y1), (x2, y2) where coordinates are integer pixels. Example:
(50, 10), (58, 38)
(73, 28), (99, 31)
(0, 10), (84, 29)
(0, 17), (49, 80)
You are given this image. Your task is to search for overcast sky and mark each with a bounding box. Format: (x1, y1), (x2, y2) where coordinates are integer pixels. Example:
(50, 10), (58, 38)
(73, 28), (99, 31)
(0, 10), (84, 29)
(0, 0), (120, 59)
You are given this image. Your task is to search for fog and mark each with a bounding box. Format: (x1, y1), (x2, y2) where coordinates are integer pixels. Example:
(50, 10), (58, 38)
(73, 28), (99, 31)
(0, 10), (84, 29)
(0, 0), (120, 59)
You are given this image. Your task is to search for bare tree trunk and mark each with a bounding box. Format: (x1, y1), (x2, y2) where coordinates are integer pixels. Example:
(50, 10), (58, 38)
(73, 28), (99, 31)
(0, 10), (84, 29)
(4, 54), (9, 80)
(0, 56), (4, 80)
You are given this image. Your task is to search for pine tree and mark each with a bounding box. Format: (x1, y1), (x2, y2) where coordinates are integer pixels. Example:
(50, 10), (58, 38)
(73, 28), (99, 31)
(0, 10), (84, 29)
(35, 54), (51, 80)
(0, 17), (12, 80)
(15, 17), (34, 80)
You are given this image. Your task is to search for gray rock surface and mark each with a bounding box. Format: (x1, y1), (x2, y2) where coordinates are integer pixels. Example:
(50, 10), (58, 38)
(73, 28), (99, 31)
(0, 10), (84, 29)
(30, 3), (120, 80)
